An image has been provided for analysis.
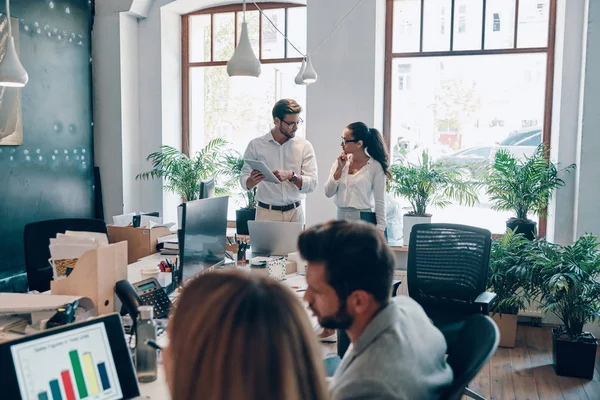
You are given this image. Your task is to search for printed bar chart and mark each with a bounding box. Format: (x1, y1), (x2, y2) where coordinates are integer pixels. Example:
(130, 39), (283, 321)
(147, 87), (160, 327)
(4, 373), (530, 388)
(11, 323), (123, 400)
(49, 379), (62, 400)
(97, 362), (111, 391)
(60, 370), (76, 400)
(82, 352), (100, 395)
(69, 350), (88, 398)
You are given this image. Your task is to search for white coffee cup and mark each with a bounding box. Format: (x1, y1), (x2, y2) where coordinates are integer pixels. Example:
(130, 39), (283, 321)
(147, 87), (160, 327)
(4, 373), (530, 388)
(140, 266), (160, 281)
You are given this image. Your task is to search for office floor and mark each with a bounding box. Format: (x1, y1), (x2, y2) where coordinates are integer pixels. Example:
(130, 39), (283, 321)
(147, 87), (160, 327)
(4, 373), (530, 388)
(464, 325), (600, 399)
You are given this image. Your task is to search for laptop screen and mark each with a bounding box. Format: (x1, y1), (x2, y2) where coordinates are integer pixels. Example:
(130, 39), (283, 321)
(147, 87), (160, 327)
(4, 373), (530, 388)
(0, 314), (139, 400)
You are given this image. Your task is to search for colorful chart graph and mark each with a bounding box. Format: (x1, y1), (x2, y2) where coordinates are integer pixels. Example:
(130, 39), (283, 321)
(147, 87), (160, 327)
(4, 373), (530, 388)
(10, 323), (123, 400)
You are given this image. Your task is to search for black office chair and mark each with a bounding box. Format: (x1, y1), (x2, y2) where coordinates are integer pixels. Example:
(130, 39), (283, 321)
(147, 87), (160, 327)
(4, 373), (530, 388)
(408, 223), (496, 400)
(407, 223), (496, 348)
(443, 315), (499, 400)
(23, 218), (108, 292)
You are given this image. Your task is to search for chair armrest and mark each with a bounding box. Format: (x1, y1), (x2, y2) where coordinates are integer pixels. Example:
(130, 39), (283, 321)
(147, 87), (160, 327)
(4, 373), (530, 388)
(475, 291), (497, 314)
(392, 280), (402, 297)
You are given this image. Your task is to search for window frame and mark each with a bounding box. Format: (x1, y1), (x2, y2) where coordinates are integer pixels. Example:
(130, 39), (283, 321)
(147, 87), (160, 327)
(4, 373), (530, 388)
(181, 2), (306, 156)
(383, 0), (558, 237)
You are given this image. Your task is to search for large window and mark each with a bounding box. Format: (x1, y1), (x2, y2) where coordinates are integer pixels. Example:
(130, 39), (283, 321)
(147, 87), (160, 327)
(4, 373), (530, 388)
(384, 0), (556, 235)
(182, 3), (307, 218)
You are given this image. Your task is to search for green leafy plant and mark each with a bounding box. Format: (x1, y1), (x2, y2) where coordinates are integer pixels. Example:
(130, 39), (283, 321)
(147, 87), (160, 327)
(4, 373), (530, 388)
(530, 234), (600, 339)
(488, 229), (535, 315)
(136, 138), (229, 202)
(485, 144), (575, 222)
(223, 150), (256, 210)
(389, 151), (479, 216)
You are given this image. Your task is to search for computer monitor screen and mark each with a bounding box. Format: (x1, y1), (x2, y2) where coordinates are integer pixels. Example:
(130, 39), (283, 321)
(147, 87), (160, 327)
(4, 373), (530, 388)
(199, 177), (216, 199)
(181, 195), (229, 282)
(0, 314), (139, 400)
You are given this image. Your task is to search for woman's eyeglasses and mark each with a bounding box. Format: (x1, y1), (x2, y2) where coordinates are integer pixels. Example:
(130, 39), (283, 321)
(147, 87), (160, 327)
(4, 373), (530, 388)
(341, 137), (359, 145)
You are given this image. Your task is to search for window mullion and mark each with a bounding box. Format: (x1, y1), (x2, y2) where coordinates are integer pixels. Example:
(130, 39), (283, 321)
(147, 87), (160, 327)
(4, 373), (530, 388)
(449, 0), (455, 51)
(419, 0), (424, 52)
(481, 0), (487, 50)
(514, 0), (520, 48)
(210, 13), (214, 62)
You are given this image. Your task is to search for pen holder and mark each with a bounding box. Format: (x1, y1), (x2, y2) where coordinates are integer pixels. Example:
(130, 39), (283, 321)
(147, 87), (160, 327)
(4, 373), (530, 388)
(237, 247), (247, 264)
(267, 257), (287, 281)
(226, 244), (239, 265)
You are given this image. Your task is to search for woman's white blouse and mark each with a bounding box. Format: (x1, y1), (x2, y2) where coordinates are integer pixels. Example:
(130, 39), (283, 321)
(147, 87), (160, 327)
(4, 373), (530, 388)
(324, 158), (387, 231)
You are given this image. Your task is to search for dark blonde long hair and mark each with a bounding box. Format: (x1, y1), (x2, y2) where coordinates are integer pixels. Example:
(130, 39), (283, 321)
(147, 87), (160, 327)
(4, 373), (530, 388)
(166, 270), (329, 400)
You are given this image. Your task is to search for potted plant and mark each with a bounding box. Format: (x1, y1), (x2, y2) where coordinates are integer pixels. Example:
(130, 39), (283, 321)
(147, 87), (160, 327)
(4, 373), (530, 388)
(488, 229), (535, 347)
(389, 151), (479, 245)
(136, 138), (229, 201)
(485, 144), (574, 240)
(224, 151), (257, 235)
(530, 234), (600, 379)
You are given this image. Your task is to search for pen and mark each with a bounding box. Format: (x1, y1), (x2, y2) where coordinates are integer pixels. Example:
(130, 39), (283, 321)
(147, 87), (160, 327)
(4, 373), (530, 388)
(145, 339), (163, 351)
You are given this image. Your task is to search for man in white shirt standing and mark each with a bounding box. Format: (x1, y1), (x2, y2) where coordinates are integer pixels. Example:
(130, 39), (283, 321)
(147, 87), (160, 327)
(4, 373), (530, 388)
(240, 99), (318, 223)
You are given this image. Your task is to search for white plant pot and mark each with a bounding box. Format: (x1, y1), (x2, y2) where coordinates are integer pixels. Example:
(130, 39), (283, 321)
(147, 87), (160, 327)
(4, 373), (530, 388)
(402, 214), (432, 246)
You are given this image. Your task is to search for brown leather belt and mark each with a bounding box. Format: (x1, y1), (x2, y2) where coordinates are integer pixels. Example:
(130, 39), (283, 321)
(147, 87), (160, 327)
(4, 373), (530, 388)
(258, 201), (301, 212)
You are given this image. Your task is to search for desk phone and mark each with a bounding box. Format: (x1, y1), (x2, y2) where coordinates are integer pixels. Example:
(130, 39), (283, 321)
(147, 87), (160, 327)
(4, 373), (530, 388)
(116, 278), (172, 320)
(133, 278), (172, 319)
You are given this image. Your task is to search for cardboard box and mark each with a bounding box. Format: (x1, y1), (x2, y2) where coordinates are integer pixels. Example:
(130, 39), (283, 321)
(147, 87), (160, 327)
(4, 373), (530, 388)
(51, 241), (128, 315)
(107, 225), (172, 264)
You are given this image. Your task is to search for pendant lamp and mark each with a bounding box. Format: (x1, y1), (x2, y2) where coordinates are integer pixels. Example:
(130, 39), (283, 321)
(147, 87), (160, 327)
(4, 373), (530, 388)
(227, 0), (261, 78)
(301, 55), (317, 84)
(294, 57), (307, 85)
(0, 0), (28, 87)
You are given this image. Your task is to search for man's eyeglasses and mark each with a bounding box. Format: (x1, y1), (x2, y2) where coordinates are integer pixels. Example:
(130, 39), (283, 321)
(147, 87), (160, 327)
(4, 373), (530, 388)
(281, 118), (304, 128)
(341, 137), (359, 145)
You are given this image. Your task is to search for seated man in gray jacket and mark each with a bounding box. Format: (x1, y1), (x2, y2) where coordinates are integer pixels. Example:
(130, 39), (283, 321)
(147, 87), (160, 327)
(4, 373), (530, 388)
(298, 220), (453, 400)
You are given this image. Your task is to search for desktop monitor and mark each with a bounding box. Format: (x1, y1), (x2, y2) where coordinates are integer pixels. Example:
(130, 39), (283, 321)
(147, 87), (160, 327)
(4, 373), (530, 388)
(179, 195), (229, 282)
(0, 313), (140, 400)
(199, 177), (216, 199)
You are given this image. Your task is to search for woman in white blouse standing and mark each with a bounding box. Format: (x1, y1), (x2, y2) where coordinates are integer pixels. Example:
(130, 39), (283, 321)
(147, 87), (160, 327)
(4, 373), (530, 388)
(324, 122), (390, 232)
(316, 122), (390, 342)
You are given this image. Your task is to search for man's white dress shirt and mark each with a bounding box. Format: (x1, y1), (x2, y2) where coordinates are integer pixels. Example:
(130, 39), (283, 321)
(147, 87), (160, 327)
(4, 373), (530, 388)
(240, 132), (318, 206)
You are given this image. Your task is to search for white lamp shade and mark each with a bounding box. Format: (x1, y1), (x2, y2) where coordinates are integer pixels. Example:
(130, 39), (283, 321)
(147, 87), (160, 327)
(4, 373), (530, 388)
(294, 58), (307, 85)
(302, 55), (317, 84)
(227, 22), (261, 78)
(0, 37), (28, 87)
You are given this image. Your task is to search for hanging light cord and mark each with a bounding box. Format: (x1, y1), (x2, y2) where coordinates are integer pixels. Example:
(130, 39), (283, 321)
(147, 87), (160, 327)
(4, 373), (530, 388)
(310, 0), (366, 55)
(251, 1), (305, 57)
(252, 0), (366, 57)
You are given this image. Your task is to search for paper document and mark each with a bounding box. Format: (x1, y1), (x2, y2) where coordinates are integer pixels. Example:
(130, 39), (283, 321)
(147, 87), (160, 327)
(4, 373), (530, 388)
(0, 293), (94, 316)
(244, 159), (281, 184)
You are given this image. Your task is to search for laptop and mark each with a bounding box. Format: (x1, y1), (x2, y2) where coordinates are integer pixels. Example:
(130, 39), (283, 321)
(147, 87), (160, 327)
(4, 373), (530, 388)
(0, 313), (141, 400)
(248, 221), (303, 256)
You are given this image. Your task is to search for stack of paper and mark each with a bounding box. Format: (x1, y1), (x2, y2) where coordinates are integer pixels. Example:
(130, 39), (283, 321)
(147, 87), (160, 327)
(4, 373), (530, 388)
(49, 231), (109, 280)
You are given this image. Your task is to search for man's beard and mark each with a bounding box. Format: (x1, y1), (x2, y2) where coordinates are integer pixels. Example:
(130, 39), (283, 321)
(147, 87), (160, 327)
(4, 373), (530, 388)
(313, 298), (353, 330)
(279, 126), (296, 139)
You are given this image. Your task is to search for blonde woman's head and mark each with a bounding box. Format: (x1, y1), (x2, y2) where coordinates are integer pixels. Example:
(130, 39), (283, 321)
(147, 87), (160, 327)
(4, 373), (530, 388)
(164, 270), (329, 400)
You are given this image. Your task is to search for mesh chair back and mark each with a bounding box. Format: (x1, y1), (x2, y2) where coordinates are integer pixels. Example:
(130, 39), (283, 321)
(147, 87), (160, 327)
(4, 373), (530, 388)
(407, 223), (491, 312)
(443, 314), (499, 400)
(24, 218), (108, 292)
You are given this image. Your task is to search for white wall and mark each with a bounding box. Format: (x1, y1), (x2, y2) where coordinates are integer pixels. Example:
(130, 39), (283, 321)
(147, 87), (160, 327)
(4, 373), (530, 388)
(546, 0), (586, 245)
(574, 0), (600, 239)
(93, 7), (124, 221)
(120, 13), (142, 214)
(305, 0), (386, 227)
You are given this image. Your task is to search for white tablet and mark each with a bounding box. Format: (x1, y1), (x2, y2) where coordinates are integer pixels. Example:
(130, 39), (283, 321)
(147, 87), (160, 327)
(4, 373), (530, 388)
(244, 159), (281, 184)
